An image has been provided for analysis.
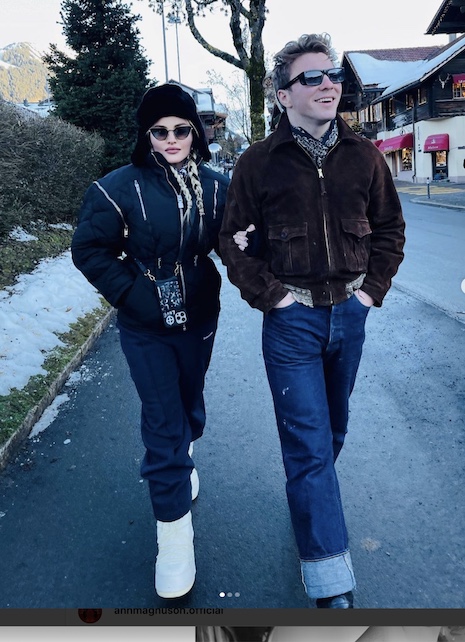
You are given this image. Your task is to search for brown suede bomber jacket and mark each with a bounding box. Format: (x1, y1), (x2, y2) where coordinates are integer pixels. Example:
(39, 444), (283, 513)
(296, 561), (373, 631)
(219, 113), (406, 313)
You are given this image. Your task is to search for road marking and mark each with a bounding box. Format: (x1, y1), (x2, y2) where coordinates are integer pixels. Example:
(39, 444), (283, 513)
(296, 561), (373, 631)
(396, 185), (465, 195)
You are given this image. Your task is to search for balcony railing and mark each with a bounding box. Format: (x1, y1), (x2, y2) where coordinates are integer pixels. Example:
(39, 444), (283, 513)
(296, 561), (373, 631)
(360, 121), (381, 134)
(434, 98), (465, 117)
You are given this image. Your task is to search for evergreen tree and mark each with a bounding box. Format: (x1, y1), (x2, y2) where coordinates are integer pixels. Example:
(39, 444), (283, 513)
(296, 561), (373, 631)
(44, 0), (150, 172)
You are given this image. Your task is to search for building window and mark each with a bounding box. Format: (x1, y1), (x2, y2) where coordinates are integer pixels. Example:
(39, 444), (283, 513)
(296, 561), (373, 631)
(435, 151), (447, 168)
(406, 94), (414, 109)
(452, 81), (465, 98)
(373, 103), (382, 121)
(418, 87), (427, 104)
(402, 148), (412, 171)
(388, 98), (395, 115)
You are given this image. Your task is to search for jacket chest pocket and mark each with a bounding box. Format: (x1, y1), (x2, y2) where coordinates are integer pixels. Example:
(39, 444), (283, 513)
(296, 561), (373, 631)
(268, 223), (310, 276)
(340, 218), (372, 272)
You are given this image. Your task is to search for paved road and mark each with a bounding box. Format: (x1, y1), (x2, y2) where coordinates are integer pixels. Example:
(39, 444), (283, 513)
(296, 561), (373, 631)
(0, 197), (464, 611)
(395, 187), (465, 322)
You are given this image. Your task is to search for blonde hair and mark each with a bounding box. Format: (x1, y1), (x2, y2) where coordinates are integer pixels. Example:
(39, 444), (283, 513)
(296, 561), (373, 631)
(169, 155), (206, 247)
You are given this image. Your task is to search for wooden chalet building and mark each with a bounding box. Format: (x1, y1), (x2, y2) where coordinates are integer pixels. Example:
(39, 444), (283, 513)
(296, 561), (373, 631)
(338, 0), (465, 183)
(426, 0), (465, 36)
(166, 80), (227, 150)
(340, 47), (441, 139)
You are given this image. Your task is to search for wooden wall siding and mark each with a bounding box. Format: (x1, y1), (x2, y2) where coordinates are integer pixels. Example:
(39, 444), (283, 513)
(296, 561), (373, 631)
(434, 99), (465, 116)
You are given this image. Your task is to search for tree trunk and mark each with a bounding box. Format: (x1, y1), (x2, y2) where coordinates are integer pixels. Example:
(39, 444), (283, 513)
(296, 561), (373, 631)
(248, 56), (266, 142)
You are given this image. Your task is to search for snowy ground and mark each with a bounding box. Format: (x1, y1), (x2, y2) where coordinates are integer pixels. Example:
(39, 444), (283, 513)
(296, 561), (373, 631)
(0, 227), (103, 399)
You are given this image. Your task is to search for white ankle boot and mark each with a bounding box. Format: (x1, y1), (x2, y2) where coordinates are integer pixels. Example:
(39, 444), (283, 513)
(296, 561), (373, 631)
(189, 442), (199, 500)
(191, 468), (199, 500)
(155, 511), (196, 598)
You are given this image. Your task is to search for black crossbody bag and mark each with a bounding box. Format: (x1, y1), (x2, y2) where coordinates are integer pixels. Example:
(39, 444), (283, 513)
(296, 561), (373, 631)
(133, 218), (194, 329)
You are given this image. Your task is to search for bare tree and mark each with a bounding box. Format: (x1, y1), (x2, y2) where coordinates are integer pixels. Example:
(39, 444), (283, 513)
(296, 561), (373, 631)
(148, 0), (267, 141)
(206, 68), (251, 143)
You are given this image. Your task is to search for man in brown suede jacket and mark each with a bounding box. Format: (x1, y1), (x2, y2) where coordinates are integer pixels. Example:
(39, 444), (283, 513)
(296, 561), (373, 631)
(219, 33), (405, 608)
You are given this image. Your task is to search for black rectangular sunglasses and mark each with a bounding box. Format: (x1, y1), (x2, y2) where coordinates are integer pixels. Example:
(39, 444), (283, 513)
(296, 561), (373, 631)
(281, 67), (345, 90)
(148, 125), (193, 141)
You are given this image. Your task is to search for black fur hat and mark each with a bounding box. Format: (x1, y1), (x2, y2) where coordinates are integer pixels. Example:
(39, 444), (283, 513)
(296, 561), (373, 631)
(131, 83), (211, 166)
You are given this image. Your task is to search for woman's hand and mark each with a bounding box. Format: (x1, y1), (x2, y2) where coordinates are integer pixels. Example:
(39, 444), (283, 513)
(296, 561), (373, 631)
(233, 224), (256, 251)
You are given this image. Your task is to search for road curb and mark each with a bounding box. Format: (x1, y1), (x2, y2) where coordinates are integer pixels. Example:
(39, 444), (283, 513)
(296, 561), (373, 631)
(0, 307), (116, 473)
(410, 197), (465, 210)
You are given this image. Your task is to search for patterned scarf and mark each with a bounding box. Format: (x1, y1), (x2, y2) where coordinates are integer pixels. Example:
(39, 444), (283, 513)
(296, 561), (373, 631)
(291, 119), (339, 167)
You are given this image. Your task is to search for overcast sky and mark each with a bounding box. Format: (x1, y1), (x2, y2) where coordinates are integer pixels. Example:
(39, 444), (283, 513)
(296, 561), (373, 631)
(1, 0), (451, 91)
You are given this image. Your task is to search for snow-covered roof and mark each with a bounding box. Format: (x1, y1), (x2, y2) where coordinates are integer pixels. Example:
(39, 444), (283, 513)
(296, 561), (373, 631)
(375, 33), (465, 100)
(346, 53), (425, 89)
(166, 79), (220, 114)
(195, 90), (214, 112)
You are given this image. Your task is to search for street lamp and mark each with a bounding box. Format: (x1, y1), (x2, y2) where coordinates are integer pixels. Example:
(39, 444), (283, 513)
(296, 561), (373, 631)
(160, 1), (169, 82)
(167, 5), (182, 83)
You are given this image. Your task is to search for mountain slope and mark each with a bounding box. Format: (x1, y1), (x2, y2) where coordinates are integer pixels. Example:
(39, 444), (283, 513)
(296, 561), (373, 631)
(0, 42), (50, 103)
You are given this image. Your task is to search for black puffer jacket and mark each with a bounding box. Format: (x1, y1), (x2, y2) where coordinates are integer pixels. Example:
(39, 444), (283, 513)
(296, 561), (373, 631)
(72, 152), (230, 334)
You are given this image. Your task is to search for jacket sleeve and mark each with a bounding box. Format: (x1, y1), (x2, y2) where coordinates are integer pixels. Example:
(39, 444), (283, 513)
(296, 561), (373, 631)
(362, 151), (406, 306)
(219, 152), (288, 312)
(210, 173), (230, 258)
(71, 182), (136, 307)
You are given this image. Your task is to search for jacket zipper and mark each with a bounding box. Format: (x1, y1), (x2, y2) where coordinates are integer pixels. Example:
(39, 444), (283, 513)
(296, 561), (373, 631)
(174, 190), (188, 332)
(213, 180), (219, 219)
(93, 181), (129, 238)
(134, 180), (147, 221)
(299, 141), (341, 305)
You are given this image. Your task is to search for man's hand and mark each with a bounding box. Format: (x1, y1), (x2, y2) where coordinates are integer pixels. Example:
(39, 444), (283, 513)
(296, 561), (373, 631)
(354, 289), (374, 307)
(273, 292), (296, 308)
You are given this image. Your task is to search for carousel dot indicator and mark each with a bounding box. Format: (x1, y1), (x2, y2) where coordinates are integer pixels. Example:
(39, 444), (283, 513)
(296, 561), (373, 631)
(219, 592), (226, 598)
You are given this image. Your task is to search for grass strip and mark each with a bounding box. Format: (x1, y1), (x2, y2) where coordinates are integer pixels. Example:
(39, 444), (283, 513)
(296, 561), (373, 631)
(0, 222), (73, 290)
(0, 302), (111, 449)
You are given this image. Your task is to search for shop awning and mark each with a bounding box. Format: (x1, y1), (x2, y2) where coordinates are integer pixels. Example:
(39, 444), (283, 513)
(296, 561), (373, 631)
(373, 139), (383, 148)
(378, 133), (413, 153)
(453, 73), (465, 84)
(424, 133), (449, 152)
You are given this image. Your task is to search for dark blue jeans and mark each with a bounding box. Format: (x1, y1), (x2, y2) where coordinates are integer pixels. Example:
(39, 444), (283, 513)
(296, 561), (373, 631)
(262, 294), (370, 597)
(118, 317), (217, 522)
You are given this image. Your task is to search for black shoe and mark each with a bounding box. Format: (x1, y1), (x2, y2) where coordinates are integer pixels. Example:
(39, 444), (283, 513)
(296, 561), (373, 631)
(316, 591), (354, 608)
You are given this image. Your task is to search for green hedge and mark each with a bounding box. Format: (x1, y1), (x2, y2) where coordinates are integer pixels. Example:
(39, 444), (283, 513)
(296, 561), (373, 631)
(0, 100), (105, 238)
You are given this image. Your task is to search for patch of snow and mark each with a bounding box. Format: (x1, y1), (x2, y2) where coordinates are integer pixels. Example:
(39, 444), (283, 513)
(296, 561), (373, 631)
(9, 227), (38, 242)
(0, 250), (103, 396)
(66, 367), (90, 386)
(29, 393), (69, 438)
(49, 223), (73, 231)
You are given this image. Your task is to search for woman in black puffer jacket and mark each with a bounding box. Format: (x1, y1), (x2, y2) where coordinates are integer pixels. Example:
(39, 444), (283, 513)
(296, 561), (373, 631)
(71, 84), (229, 599)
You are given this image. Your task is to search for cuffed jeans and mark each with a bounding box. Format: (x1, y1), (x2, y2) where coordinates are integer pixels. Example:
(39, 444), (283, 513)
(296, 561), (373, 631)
(262, 293), (370, 598)
(118, 317), (217, 522)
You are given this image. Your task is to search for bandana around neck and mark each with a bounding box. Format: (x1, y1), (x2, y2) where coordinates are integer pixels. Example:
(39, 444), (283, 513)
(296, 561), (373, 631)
(291, 119), (339, 167)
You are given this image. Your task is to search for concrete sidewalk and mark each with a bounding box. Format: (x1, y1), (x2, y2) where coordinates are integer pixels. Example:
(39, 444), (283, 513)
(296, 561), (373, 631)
(394, 179), (465, 210)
